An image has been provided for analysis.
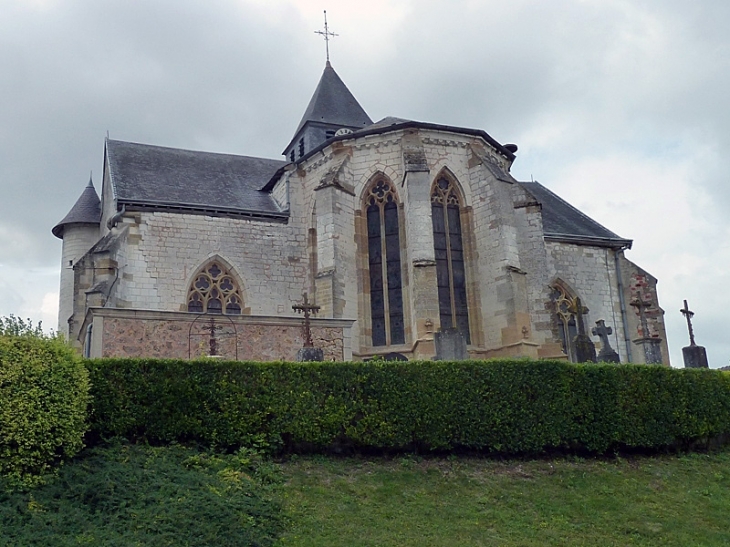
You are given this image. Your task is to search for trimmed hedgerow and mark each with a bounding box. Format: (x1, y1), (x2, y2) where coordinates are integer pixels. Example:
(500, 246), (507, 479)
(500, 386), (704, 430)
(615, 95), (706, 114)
(85, 359), (730, 455)
(0, 333), (90, 486)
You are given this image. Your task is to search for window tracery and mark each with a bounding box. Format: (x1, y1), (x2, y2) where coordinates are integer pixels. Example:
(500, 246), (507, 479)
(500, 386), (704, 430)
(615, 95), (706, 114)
(365, 178), (405, 346)
(431, 176), (470, 343)
(551, 283), (579, 361)
(187, 261), (243, 315)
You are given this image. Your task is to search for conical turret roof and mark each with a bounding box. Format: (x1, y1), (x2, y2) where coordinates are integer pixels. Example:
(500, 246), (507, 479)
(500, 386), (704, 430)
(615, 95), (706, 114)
(294, 62), (372, 134)
(52, 176), (101, 238)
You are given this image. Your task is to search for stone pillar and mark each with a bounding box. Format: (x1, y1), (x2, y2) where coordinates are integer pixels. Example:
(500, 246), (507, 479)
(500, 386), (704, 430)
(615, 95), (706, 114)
(682, 345), (709, 369)
(402, 136), (438, 358)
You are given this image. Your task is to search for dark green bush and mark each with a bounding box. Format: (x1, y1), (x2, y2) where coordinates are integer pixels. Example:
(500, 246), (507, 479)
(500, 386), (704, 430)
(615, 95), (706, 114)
(86, 359), (730, 455)
(0, 441), (285, 546)
(0, 329), (90, 486)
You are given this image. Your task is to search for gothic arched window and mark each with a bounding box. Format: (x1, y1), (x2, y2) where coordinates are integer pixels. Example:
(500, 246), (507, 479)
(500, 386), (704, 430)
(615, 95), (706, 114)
(187, 261), (243, 315)
(365, 178), (405, 346)
(551, 283), (579, 361)
(431, 176), (470, 343)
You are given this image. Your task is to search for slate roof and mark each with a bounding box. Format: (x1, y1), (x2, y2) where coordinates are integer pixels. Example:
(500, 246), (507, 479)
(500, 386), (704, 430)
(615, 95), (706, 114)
(520, 181), (632, 248)
(52, 177), (102, 238)
(106, 140), (288, 219)
(290, 63), (372, 137)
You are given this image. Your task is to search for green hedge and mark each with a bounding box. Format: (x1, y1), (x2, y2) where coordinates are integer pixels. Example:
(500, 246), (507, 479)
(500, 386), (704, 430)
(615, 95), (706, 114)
(85, 359), (730, 455)
(0, 335), (90, 485)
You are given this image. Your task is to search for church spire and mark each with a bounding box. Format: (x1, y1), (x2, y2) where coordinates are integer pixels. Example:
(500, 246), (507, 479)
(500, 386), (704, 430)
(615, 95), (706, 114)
(283, 63), (372, 160)
(52, 175), (101, 238)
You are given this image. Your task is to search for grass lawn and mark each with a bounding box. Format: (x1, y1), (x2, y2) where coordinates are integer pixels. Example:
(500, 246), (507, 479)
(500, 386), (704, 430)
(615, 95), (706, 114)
(275, 449), (730, 546)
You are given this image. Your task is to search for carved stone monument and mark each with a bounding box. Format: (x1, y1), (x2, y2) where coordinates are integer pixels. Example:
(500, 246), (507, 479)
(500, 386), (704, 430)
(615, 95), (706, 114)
(434, 328), (468, 361)
(571, 298), (597, 363)
(680, 300), (708, 368)
(630, 291), (663, 364)
(591, 319), (620, 363)
(293, 292), (324, 362)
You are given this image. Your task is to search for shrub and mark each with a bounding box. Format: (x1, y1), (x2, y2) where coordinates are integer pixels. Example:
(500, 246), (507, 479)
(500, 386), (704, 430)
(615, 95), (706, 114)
(0, 319), (90, 486)
(0, 441), (285, 546)
(86, 359), (730, 456)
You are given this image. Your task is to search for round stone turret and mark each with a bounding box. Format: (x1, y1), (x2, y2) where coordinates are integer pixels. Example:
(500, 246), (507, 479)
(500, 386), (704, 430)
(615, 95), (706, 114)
(53, 176), (102, 337)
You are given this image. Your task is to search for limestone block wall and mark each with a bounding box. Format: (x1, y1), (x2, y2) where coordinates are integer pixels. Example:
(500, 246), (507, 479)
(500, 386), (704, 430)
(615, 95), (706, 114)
(511, 185), (563, 357)
(113, 211), (309, 317)
(58, 224), (100, 335)
(546, 241), (628, 360)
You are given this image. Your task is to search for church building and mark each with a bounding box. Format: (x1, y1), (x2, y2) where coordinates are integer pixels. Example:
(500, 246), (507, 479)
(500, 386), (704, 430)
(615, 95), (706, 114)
(53, 61), (669, 364)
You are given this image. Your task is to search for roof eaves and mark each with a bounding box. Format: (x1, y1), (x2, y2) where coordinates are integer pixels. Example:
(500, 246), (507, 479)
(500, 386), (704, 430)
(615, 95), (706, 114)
(118, 198), (290, 223)
(544, 233), (633, 249)
(292, 120), (516, 166)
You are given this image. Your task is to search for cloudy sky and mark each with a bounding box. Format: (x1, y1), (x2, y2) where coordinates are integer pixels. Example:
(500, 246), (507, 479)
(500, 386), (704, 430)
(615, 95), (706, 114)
(1, 0), (728, 367)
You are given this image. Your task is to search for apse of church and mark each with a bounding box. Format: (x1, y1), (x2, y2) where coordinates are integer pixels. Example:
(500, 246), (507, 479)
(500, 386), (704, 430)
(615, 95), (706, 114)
(53, 61), (669, 364)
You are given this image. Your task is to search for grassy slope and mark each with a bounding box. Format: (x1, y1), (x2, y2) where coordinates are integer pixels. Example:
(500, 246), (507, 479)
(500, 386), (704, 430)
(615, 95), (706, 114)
(276, 450), (730, 546)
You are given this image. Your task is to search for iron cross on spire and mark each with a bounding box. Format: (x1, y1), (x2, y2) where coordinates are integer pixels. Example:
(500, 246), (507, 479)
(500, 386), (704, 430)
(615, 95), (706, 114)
(680, 299), (697, 346)
(293, 292), (321, 347)
(315, 10), (338, 63)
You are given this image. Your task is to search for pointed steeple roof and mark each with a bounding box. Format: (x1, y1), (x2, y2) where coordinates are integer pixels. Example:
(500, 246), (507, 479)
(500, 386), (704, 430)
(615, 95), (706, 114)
(284, 63), (372, 157)
(52, 175), (102, 238)
(295, 62), (372, 134)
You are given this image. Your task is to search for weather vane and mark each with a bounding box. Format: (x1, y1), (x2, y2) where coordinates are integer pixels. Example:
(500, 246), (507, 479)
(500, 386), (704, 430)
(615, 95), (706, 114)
(314, 10), (337, 63)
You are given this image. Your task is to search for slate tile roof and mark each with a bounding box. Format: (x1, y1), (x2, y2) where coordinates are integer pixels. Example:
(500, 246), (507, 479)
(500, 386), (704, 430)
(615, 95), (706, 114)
(52, 177), (102, 238)
(293, 62), (372, 136)
(106, 140), (287, 218)
(520, 181), (632, 248)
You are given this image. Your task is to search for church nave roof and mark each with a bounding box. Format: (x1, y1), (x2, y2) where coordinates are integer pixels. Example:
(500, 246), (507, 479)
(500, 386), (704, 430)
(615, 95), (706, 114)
(106, 139), (288, 220)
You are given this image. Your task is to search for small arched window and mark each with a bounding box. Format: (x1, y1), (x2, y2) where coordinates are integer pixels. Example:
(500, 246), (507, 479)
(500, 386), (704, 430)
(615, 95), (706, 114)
(365, 178), (405, 346)
(551, 283), (579, 361)
(187, 261), (243, 315)
(431, 176), (470, 343)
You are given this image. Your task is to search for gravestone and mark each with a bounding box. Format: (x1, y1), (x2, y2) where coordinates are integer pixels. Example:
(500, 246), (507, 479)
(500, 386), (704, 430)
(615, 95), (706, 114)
(591, 319), (620, 363)
(680, 300), (708, 368)
(434, 328), (468, 361)
(571, 298), (597, 363)
(630, 291), (663, 364)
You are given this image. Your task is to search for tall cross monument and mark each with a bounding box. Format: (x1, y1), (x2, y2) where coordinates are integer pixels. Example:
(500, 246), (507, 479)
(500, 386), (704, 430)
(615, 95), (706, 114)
(680, 300), (708, 368)
(630, 291), (663, 364)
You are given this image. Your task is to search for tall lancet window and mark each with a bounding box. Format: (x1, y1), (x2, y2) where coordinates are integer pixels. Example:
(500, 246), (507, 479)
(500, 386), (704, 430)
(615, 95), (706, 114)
(431, 176), (470, 343)
(187, 261), (243, 315)
(365, 178), (405, 346)
(551, 283), (579, 362)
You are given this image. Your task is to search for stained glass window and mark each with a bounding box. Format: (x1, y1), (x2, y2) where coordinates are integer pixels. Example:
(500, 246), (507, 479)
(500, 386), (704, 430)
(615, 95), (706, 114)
(187, 261), (243, 315)
(365, 179), (405, 346)
(431, 177), (470, 343)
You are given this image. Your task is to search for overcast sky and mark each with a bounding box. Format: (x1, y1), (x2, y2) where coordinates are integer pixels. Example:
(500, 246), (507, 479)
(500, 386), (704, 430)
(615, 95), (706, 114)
(1, 0), (728, 367)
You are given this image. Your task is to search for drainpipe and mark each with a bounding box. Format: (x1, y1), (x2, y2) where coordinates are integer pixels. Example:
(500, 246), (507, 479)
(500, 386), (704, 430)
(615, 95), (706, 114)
(614, 247), (633, 362)
(83, 323), (93, 358)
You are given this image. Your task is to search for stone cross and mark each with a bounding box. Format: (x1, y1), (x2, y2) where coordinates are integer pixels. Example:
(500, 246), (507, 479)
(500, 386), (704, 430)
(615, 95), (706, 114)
(204, 316), (224, 356)
(292, 292), (321, 348)
(630, 291), (652, 338)
(680, 299), (697, 346)
(570, 297), (597, 363)
(591, 319), (620, 363)
(315, 10), (338, 63)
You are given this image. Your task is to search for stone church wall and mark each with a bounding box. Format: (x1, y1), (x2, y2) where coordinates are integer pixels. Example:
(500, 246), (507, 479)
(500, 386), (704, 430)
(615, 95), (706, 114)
(546, 241), (628, 360)
(114, 211), (309, 317)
